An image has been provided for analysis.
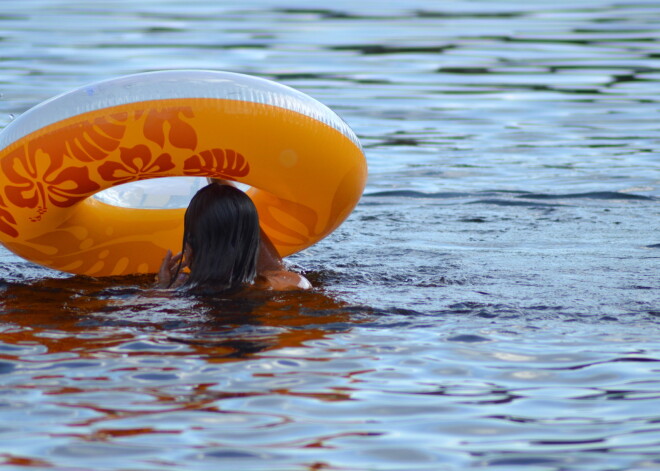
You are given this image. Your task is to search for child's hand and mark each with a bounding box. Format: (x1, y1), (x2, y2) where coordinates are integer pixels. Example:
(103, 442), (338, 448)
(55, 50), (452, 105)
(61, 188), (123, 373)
(155, 250), (188, 288)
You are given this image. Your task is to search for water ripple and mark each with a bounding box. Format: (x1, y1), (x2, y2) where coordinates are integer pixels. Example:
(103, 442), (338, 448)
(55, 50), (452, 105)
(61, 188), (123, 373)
(1, 1), (660, 470)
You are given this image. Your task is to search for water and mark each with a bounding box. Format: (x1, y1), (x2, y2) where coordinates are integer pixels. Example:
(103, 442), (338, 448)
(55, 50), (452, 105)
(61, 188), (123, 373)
(1, 1), (659, 470)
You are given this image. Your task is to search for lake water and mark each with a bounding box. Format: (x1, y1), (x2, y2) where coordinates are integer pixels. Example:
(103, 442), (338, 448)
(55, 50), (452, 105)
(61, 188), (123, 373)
(1, 1), (659, 470)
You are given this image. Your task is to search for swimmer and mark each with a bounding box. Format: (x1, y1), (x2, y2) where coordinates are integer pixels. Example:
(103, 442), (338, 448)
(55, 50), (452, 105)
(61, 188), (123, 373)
(155, 180), (312, 292)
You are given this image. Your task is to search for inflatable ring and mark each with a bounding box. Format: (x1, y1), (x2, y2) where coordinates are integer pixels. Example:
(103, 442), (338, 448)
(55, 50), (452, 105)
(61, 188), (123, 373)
(0, 70), (367, 276)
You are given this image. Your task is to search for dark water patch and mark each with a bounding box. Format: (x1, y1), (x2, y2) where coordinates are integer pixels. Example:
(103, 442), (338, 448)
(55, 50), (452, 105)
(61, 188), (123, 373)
(490, 34), (657, 46)
(132, 373), (180, 382)
(420, 384), (519, 405)
(447, 334), (491, 343)
(438, 67), (492, 74)
(443, 302), (523, 318)
(364, 190), (472, 198)
(468, 199), (562, 208)
(273, 8), (356, 19)
(414, 9), (528, 19)
(548, 64), (659, 73)
(579, 387), (660, 401)
(0, 361), (16, 374)
(270, 72), (335, 81)
(606, 71), (652, 87)
(116, 341), (183, 352)
(522, 191), (655, 201)
(352, 77), (392, 85)
(460, 217), (488, 223)
(0, 343), (29, 353)
(480, 190), (531, 196)
(329, 44), (454, 55)
(142, 26), (186, 34)
(381, 307), (427, 317)
(193, 448), (284, 461)
(416, 276), (465, 288)
(0, 14), (27, 21)
(485, 455), (563, 466)
(434, 302), (606, 322)
(379, 137), (421, 146)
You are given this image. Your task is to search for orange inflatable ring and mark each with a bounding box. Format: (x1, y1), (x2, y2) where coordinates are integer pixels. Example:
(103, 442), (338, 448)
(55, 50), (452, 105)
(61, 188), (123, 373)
(0, 70), (367, 276)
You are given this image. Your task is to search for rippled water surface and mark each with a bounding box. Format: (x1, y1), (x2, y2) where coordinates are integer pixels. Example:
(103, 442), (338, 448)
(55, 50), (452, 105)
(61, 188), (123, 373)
(1, 1), (659, 470)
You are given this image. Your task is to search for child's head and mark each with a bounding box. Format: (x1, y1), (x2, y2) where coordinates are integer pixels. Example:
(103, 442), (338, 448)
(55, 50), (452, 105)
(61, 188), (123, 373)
(182, 183), (260, 292)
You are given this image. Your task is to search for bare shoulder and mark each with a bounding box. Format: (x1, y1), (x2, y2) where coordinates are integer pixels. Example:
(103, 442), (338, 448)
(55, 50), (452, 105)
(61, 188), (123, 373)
(257, 270), (312, 291)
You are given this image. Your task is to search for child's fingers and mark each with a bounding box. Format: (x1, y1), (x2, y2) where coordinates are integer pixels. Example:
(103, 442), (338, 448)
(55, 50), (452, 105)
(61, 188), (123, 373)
(157, 250), (173, 284)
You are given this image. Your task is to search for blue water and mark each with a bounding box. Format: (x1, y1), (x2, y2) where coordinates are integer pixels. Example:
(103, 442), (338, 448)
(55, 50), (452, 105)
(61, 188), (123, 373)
(1, 1), (659, 470)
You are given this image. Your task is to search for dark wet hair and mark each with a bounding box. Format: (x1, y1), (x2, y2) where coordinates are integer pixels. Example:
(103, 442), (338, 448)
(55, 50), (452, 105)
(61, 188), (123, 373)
(177, 183), (260, 293)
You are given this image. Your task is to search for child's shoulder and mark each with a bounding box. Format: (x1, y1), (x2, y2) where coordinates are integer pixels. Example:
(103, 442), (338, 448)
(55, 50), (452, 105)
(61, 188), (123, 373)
(257, 270), (312, 291)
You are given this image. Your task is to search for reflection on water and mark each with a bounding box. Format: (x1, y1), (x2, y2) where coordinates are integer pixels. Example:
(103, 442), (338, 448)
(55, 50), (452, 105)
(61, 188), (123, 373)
(1, 274), (659, 470)
(1, 0), (660, 469)
(0, 275), (367, 468)
(0, 275), (357, 358)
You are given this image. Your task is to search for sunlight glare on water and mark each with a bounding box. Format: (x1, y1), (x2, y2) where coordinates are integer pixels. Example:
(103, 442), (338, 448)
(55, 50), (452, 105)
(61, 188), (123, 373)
(0, 1), (659, 470)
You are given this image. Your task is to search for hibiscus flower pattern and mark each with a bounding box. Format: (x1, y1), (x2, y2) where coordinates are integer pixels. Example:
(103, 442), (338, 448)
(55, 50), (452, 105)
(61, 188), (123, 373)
(0, 100), (260, 274)
(143, 107), (197, 151)
(183, 148), (250, 179)
(41, 112), (128, 163)
(1, 145), (100, 221)
(0, 194), (18, 238)
(98, 144), (176, 185)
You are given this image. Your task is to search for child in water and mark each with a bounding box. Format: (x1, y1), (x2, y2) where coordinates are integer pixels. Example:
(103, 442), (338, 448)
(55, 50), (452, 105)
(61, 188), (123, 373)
(155, 180), (312, 292)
